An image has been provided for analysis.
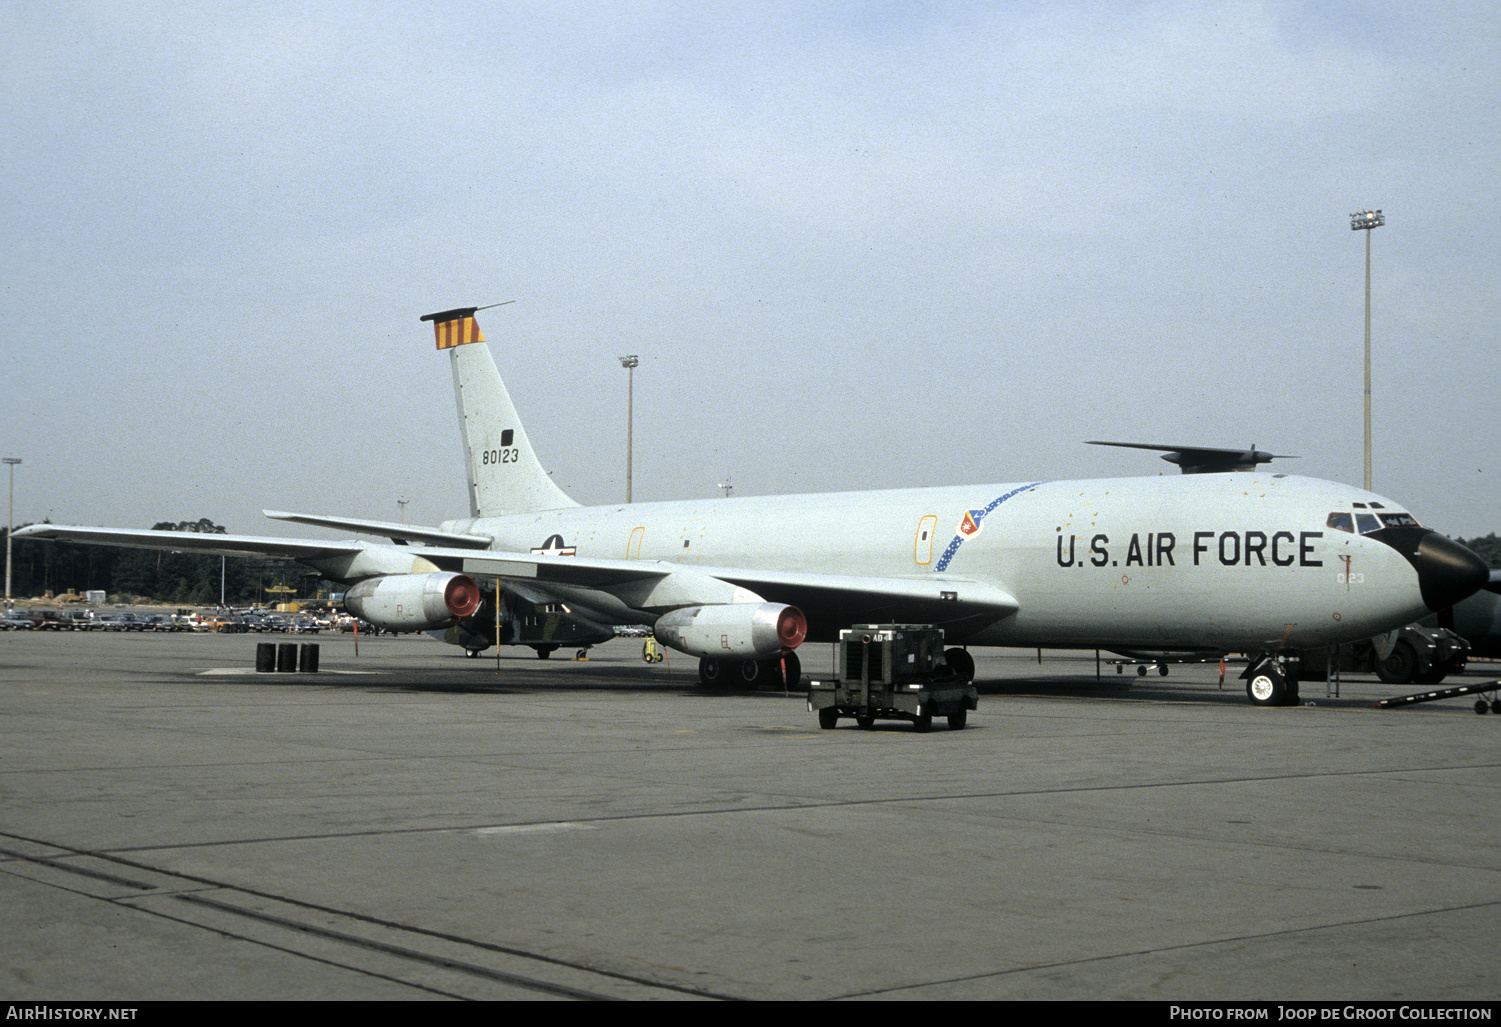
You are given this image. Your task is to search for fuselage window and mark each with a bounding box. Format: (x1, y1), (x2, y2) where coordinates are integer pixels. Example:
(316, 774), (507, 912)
(1326, 512), (1354, 533)
(1356, 513), (1381, 534)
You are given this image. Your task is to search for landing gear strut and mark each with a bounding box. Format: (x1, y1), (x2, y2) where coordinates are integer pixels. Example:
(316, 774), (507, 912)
(1242, 652), (1302, 707)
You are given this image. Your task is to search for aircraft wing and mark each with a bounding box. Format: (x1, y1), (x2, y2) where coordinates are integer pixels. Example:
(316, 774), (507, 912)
(14, 524), (1021, 636)
(426, 546), (1021, 636)
(10, 523), (368, 561)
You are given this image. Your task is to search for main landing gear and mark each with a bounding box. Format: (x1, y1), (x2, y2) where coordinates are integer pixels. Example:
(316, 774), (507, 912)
(698, 652), (803, 690)
(1242, 652), (1302, 707)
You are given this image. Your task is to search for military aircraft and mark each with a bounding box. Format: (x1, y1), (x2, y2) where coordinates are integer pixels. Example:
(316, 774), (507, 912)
(15, 306), (1491, 706)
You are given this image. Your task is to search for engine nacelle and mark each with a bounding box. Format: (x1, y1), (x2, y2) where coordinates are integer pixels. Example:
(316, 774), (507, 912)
(344, 572), (483, 632)
(653, 603), (807, 660)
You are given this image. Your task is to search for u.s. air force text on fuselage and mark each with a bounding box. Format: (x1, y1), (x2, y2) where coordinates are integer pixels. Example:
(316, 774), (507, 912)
(1056, 530), (1323, 568)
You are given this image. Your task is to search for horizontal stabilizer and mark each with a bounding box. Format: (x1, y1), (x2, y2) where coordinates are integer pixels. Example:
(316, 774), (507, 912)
(263, 510), (493, 549)
(1088, 440), (1297, 474)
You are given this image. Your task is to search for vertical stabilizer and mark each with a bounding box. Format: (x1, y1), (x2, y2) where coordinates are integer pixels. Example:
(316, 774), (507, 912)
(421, 307), (579, 517)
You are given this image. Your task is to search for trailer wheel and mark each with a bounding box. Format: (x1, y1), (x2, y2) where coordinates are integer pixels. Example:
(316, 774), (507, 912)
(947, 709), (967, 730)
(856, 714), (875, 730)
(1375, 641), (1418, 685)
(1476, 699), (1490, 715)
(818, 707), (839, 729)
(944, 648), (975, 682)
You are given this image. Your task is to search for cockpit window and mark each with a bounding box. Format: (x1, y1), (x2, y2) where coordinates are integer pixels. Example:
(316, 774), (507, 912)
(1326, 512), (1354, 533)
(1356, 513), (1381, 534)
(1379, 512), (1420, 528)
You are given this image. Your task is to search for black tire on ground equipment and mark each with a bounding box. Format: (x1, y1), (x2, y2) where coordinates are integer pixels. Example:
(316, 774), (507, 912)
(1375, 641), (1418, 685)
(944, 647), (975, 682)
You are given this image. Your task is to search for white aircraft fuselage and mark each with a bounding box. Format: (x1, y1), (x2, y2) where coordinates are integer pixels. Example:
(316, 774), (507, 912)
(443, 472), (1443, 652)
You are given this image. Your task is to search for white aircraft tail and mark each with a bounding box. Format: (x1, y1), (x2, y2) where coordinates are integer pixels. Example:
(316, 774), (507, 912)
(422, 306), (579, 518)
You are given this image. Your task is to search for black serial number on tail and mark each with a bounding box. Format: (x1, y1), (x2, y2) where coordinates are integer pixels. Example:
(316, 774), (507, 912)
(482, 449), (521, 465)
(1055, 531), (1323, 568)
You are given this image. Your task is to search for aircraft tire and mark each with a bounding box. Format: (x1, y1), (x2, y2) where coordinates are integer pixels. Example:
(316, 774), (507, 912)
(944, 647), (975, 682)
(1246, 667), (1287, 707)
(465, 649), (480, 659)
(699, 657), (727, 687)
(534, 645), (557, 660)
(738, 659), (764, 686)
(947, 709), (967, 730)
(817, 707), (839, 730)
(1375, 641), (1418, 685)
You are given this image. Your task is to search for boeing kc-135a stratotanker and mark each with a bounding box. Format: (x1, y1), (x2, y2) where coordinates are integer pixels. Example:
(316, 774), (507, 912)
(16, 307), (1490, 706)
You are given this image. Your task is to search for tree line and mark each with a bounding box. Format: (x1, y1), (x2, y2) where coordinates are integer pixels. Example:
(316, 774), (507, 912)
(5, 519), (324, 606)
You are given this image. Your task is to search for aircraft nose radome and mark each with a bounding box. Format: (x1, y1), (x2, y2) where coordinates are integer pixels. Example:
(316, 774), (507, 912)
(1406, 531), (1491, 611)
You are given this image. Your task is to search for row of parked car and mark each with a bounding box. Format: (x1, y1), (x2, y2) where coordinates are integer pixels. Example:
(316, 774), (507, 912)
(1, 608), (333, 633)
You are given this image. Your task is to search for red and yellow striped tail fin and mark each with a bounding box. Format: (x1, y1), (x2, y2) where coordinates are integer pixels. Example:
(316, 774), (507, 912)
(420, 307), (487, 350)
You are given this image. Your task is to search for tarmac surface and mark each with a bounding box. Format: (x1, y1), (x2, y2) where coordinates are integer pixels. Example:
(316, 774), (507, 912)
(1, 629), (1498, 1001)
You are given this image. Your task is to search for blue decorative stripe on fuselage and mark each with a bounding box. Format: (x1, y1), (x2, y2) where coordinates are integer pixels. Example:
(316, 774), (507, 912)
(934, 482), (1045, 571)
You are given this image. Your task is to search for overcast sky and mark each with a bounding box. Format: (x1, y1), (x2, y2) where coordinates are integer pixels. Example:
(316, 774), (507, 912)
(3, 1), (1498, 539)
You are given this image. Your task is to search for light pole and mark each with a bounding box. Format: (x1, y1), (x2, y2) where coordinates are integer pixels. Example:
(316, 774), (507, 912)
(5, 457), (20, 606)
(397, 499), (408, 525)
(619, 355), (639, 503)
(1350, 209), (1385, 489)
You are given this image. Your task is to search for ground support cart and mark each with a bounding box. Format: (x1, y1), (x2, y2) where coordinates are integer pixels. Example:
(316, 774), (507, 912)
(808, 624), (977, 732)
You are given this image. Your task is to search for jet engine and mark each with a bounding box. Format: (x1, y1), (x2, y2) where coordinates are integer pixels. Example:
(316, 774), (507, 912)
(653, 603), (807, 660)
(344, 572), (483, 632)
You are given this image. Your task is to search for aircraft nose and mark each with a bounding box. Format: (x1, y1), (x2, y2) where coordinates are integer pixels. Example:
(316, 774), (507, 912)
(1402, 531), (1490, 611)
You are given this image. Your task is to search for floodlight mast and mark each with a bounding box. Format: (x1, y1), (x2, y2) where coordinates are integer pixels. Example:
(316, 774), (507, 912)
(619, 356), (639, 503)
(1350, 209), (1385, 489)
(4, 458), (19, 605)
